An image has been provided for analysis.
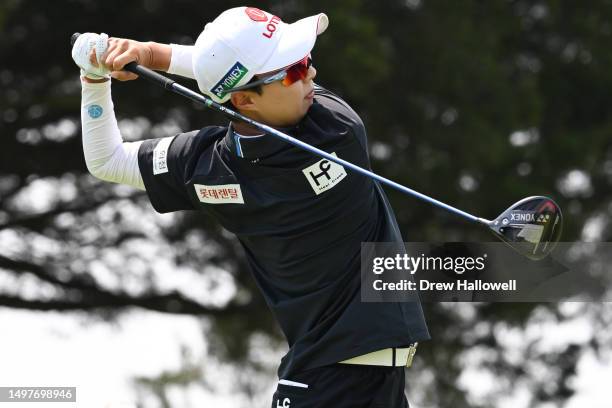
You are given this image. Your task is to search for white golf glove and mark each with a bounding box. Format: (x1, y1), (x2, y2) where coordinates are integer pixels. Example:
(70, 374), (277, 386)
(71, 32), (111, 79)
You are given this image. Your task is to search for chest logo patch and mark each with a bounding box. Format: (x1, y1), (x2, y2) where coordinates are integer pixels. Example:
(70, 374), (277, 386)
(302, 152), (347, 195)
(194, 184), (245, 204)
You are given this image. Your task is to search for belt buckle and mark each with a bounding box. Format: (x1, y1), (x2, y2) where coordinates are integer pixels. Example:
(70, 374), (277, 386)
(406, 342), (418, 367)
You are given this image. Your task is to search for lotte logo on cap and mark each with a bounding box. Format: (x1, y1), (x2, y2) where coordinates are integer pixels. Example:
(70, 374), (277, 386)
(245, 7), (268, 22)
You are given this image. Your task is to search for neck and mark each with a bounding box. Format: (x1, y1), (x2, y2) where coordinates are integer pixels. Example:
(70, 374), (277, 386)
(232, 121), (265, 136)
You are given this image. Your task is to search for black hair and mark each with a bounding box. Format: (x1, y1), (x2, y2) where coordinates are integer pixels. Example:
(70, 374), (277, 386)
(244, 74), (264, 95)
(223, 75), (263, 109)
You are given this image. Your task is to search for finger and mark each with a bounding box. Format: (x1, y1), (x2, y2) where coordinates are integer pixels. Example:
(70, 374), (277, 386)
(89, 48), (99, 67)
(103, 46), (125, 71)
(113, 52), (139, 72)
(103, 38), (143, 71)
(111, 71), (139, 81)
(99, 38), (118, 65)
(102, 38), (128, 68)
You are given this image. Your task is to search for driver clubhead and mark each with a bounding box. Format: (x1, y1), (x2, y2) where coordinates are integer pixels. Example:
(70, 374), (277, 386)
(487, 196), (563, 260)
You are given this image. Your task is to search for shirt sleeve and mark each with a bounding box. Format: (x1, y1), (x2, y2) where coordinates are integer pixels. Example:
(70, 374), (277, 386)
(168, 44), (195, 79)
(137, 130), (202, 213)
(81, 80), (145, 190)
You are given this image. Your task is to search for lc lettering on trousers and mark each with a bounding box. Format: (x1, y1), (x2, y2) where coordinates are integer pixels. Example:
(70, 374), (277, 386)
(277, 397), (291, 407)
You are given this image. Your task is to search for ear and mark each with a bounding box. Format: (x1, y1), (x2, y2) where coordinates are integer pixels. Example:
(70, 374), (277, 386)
(230, 91), (258, 112)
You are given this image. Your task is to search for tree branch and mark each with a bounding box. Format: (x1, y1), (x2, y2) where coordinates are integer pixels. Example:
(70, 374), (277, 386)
(0, 255), (253, 316)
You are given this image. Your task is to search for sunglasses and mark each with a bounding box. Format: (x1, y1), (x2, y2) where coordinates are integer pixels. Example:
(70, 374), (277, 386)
(225, 55), (313, 94)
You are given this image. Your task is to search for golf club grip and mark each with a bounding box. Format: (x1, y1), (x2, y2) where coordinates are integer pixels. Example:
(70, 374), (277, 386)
(70, 32), (175, 90)
(123, 62), (176, 90)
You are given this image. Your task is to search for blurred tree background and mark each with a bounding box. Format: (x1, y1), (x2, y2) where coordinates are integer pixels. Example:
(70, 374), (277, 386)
(1, 0), (611, 407)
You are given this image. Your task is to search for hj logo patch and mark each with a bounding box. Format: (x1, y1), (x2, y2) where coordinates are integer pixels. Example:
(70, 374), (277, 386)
(302, 152), (347, 195)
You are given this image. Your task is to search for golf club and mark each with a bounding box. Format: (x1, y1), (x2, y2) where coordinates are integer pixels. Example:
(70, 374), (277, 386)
(71, 33), (563, 260)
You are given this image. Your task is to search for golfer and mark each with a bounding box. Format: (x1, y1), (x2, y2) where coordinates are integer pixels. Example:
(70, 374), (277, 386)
(72, 7), (430, 407)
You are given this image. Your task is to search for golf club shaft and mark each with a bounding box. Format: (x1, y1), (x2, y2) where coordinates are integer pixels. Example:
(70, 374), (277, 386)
(72, 33), (486, 224)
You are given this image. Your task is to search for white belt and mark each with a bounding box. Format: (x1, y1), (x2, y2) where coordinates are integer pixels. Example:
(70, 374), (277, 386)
(338, 343), (418, 367)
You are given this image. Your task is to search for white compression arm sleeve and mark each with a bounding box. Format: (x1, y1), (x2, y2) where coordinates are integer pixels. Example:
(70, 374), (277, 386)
(81, 80), (145, 190)
(167, 44), (195, 79)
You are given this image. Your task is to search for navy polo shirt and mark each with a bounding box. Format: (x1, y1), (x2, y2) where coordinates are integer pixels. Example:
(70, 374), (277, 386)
(137, 84), (430, 378)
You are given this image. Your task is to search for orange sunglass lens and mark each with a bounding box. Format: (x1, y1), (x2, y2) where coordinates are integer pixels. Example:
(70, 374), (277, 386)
(281, 57), (311, 86)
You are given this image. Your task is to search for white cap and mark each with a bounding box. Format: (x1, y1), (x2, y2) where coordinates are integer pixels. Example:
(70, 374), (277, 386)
(192, 7), (329, 103)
